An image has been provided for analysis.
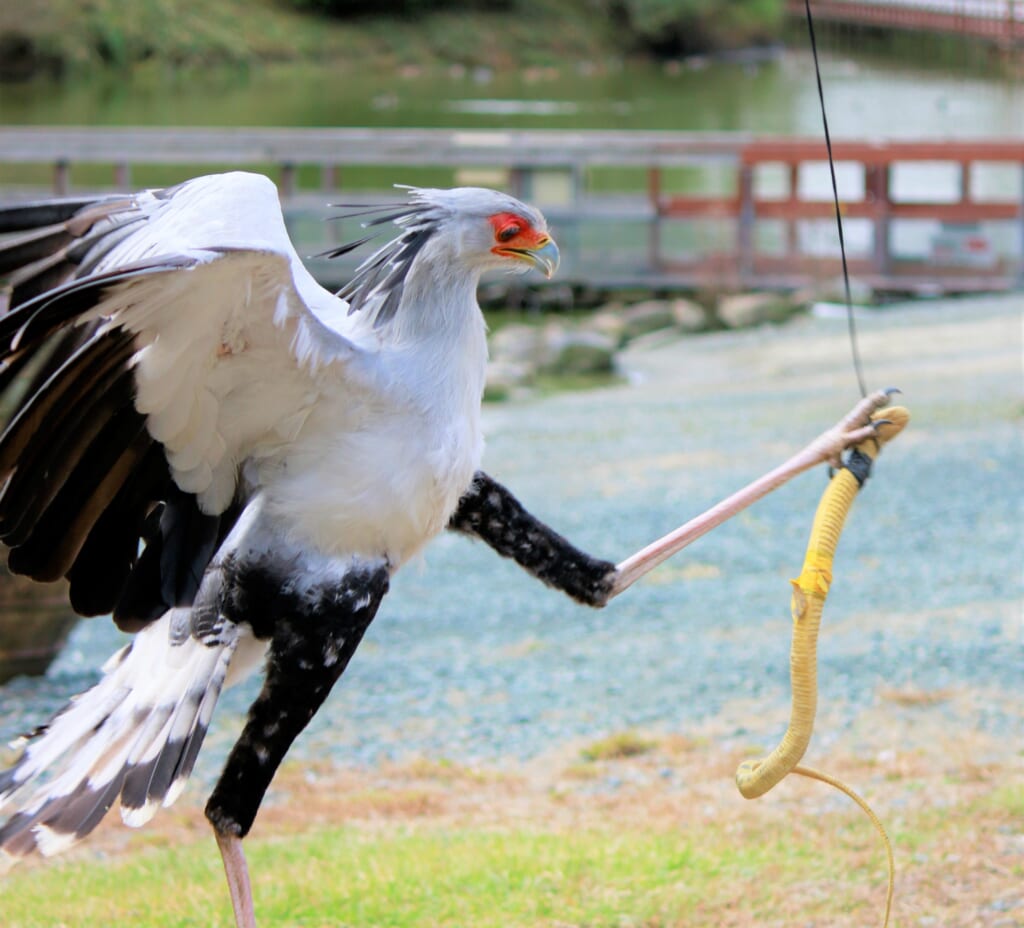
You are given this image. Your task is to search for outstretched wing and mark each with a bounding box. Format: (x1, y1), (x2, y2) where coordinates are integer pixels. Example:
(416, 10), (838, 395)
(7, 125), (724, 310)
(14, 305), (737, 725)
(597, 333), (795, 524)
(0, 172), (364, 630)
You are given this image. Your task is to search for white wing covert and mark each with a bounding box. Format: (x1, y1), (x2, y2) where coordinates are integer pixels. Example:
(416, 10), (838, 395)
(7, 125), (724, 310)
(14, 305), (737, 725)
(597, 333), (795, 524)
(0, 171), (366, 625)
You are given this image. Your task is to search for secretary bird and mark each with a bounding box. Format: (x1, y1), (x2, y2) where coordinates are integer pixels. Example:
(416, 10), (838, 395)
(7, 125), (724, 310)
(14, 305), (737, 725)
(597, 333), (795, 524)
(0, 173), (890, 926)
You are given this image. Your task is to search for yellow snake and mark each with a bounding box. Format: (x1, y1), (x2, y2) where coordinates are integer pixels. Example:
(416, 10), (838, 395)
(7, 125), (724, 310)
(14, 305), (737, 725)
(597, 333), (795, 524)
(735, 404), (909, 928)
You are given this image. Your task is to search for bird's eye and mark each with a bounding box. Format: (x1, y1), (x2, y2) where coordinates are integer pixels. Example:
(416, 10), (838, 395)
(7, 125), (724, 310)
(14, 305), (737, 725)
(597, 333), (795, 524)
(497, 224), (521, 243)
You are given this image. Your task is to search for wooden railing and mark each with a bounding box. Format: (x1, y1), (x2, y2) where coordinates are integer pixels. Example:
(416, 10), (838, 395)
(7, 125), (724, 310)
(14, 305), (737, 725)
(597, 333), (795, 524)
(0, 125), (745, 199)
(649, 138), (1024, 289)
(787, 0), (1024, 46)
(1, 127), (1021, 293)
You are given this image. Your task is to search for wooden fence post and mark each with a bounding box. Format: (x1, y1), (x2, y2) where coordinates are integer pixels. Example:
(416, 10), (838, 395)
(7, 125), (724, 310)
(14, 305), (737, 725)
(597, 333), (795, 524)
(54, 159), (69, 195)
(787, 162), (800, 257)
(867, 161), (890, 276)
(114, 161), (131, 189)
(280, 162), (297, 199)
(737, 163), (755, 284)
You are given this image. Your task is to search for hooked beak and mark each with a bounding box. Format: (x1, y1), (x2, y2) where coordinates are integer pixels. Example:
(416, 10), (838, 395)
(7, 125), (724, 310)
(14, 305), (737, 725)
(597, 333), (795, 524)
(502, 236), (560, 279)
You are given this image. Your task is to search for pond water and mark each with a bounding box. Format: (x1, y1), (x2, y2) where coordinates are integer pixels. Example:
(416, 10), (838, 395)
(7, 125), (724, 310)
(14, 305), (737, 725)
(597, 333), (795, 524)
(1, 49), (1020, 138)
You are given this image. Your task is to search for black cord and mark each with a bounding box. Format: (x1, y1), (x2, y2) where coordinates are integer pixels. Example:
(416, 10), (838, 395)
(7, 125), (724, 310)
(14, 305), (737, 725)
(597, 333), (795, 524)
(804, 0), (868, 399)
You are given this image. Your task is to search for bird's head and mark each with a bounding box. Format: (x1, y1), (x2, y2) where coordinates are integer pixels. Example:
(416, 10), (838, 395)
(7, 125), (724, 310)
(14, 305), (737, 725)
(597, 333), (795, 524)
(333, 187), (559, 327)
(412, 186), (560, 280)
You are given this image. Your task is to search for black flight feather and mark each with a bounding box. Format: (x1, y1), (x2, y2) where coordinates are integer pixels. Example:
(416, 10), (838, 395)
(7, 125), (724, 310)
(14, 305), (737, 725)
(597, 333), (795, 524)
(0, 196), (138, 318)
(0, 324), (90, 423)
(0, 366), (136, 546)
(0, 224), (72, 277)
(0, 350), (36, 403)
(114, 514), (169, 632)
(0, 323), (93, 428)
(4, 214), (144, 313)
(158, 489), (223, 608)
(7, 411), (150, 582)
(114, 492), (242, 633)
(0, 197), (106, 235)
(7, 249), (77, 308)
(0, 256), (197, 354)
(0, 327), (136, 484)
(66, 444), (169, 616)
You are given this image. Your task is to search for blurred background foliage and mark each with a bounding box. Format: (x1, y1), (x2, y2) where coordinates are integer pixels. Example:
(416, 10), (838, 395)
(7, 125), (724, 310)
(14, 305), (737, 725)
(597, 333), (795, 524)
(289, 0), (505, 14)
(607, 0), (784, 55)
(2, 0), (786, 79)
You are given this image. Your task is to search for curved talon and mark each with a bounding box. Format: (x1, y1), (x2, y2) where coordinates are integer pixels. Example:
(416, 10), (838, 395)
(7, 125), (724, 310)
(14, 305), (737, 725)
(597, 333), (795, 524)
(841, 391), (891, 436)
(883, 386), (902, 397)
(867, 406), (910, 449)
(857, 419), (892, 457)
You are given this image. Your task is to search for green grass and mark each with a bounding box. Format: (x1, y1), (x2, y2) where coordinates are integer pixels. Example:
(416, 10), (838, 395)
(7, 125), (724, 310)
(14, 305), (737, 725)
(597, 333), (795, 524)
(1, 823), (829, 927)
(988, 780), (1024, 817)
(580, 730), (659, 762)
(2, 752), (1019, 927)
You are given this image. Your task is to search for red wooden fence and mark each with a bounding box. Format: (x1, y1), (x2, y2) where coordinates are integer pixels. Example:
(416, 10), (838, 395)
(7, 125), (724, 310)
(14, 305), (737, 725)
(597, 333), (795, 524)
(648, 138), (1024, 291)
(788, 0), (1024, 47)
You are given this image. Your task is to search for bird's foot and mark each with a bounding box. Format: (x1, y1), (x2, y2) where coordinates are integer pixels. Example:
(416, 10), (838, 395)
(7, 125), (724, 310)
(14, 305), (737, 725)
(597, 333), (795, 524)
(813, 388), (902, 469)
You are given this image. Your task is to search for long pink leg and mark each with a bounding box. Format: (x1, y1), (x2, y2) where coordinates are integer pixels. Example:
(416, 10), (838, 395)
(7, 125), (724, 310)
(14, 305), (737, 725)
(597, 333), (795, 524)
(609, 390), (896, 599)
(215, 830), (257, 928)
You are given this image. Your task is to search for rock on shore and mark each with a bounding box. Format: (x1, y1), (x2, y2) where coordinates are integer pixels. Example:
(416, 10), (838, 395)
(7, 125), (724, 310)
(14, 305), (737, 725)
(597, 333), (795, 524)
(486, 290), (803, 398)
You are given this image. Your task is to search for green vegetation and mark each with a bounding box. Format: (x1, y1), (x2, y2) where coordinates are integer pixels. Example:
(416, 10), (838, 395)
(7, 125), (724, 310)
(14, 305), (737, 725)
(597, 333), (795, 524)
(0, 0), (785, 81)
(580, 729), (659, 761)
(0, 820), (873, 927)
(2, 715), (1019, 927)
(608, 0), (785, 56)
(0, 0), (613, 79)
(292, 0), (499, 14)
(3, 770), (1017, 928)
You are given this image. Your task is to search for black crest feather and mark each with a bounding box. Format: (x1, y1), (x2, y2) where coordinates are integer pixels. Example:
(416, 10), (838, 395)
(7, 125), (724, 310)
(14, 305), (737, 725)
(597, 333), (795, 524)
(326, 194), (446, 328)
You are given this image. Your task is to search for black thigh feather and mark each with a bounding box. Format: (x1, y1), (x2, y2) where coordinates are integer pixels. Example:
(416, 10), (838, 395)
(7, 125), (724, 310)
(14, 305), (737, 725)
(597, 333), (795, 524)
(448, 471), (616, 607)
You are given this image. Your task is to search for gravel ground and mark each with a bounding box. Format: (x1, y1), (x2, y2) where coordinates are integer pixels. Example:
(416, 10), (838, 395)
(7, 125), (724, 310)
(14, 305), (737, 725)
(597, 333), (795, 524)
(1, 293), (1021, 785)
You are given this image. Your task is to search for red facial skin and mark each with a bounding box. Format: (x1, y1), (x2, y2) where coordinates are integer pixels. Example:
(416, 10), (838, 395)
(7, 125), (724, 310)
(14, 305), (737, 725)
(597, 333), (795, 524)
(488, 212), (551, 258)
